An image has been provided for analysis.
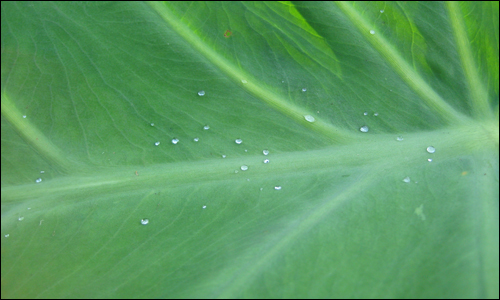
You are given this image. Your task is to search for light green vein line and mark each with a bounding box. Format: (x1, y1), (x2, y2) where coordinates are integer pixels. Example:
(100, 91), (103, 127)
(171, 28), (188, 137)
(147, 1), (353, 143)
(1, 92), (72, 172)
(335, 1), (466, 125)
(446, 1), (492, 120)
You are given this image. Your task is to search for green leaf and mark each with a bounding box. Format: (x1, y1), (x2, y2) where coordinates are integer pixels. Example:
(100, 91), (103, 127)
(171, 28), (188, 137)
(1, 1), (498, 298)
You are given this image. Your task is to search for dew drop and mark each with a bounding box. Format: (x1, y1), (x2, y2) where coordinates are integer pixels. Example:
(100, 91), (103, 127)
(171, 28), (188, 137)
(244, 149), (248, 152)
(240, 165), (248, 171)
(402, 176), (411, 183)
(27, 207), (31, 210)
(359, 125), (369, 133)
(380, 9), (384, 13)
(154, 141), (160, 146)
(222, 154), (226, 158)
(40, 171), (45, 174)
(426, 146), (435, 154)
(302, 88), (307, 92)
(263, 159), (270, 164)
(22, 115), (27, 118)
(202, 205), (207, 209)
(241, 79), (247, 84)
(396, 136), (404, 141)
(171, 138), (179, 144)
(304, 115), (315, 122)
(363, 112), (368, 116)
(370, 30), (375, 35)
(274, 186), (282, 190)
(373, 112), (379, 116)
(262, 149), (269, 155)
(203, 125), (210, 130)
(198, 90), (205, 96)
(18, 217), (24, 221)
(235, 138), (242, 144)
(427, 158), (433, 162)
(4, 234), (9, 238)
(260, 187), (263, 191)
(150, 123), (155, 127)
(194, 137), (199, 142)
(35, 178), (42, 183)
(140, 218), (149, 225)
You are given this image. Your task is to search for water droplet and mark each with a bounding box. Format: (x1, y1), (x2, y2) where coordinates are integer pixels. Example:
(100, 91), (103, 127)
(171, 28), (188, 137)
(198, 90), (205, 96)
(172, 138), (179, 144)
(426, 146), (435, 154)
(302, 88), (307, 92)
(40, 171), (45, 174)
(27, 207), (31, 210)
(262, 149), (269, 155)
(35, 178), (42, 183)
(150, 123), (155, 127)
(234, 170), (239, 173)
(396, 136), (404, 141)
(370, 30), (375, 35)
(260, 187), (263, 191)
(244, 149), (248, 152)
(193, 137), (199, 142)
(304, 115), (315, 122)
(235, 138), (242, 144)
(241, 79), (247, 84)
(359, 125), (369, 133)
(363, 112), (368, 116)
(281, 80), (285, 83)
(403, 176), (411, 183)
(203, 125), (210, 130)
(4, 234), (9, 238)
(380, 9), (384, 13)
(154, 141), (160, 146)
(140, 218), (149, 225)
(241, 165), (248, 171)
(18, 217), (24, 221)
(263, 159), (270, 164)
(427, 158), (433, 162)
(373, 112), (379, 116)
(222, 154), (226, 158)
(22, 115), (27, 118)
(202, 205), (207, 209)
(274, 186), (282, 190)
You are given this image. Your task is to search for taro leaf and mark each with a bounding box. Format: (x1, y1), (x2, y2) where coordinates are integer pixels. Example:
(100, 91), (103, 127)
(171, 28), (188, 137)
(1, 1), (498, 298)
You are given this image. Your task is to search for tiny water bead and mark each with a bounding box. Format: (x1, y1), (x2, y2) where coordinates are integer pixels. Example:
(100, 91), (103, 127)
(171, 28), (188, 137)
(154, 141), (160, 146)
(359, 125), (369, 133)
(274, 186), (282, 190)
(373, 112), (379, 116)
(22, 115), (27, 118)
(304, 115), (315, 122)
(35, 178), (42, 183)
(363, 112), (368, 116)
(18, 217), (24, 221)
(380, 9), (384, 13)
(40, 171), (45, 174)
(241, 79), (247, 84)
(241, 165), (248, 171)
(370, 30), (375, 35)
(263, 159), (270, 164)
(150, 123), (155, 127)
(202, 205), (207, 209)
(171, 138), (179, 144)
(302, 88), (307, 92)
(222, 154), (226, 158)
(262, 149), (269, 155)
(403, 176), (411, 183)
(426, 146), (436, 154)
(140, 218), (149, 225)
(4, 234), (9, 238)
(198, 90), (205, 96)
(194, 137), (199, 142)
(203, 125), (210, 130)
(428, 158), (433, 162)
(396, 136), (404, 141)
(235, 138), (242, 144)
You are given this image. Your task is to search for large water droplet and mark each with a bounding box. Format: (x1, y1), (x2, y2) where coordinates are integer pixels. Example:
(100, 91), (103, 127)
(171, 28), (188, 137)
(18, 217), (24, 221)
(241, 165), (248, 171)
(304, 115), (315, 122)
(262, 149), (269, 155)
(274, 186), (282, 190)
(193, 137), (199, 142)
(396, 136), (404, 141)
(172, 138), (179, 144)
(235, 139), (242, 144)
(359, 125), (369, 133)
(426, 146), (435, 154)
(203, 125), (210, 130)
(154, 141), (160, 146)
(263, 159), (270, 164)
(198, 90), (205, 96)
(35, 178), (42, 183)
(402, 176), (411, 183)
(302, 88), (307, 92)
(370, 30), (375, 35)
(141, 218), (149, 225)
